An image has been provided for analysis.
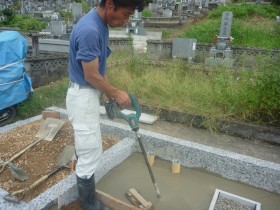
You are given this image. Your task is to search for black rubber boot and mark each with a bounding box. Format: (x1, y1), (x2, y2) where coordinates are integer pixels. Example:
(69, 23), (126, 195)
(76, 174), (107, 210)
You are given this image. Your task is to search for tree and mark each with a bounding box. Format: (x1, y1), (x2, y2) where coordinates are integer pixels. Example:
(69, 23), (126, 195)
(11, 15), (47, 32)
(1, 8), (15, 17)
(0, 8), (15, 26)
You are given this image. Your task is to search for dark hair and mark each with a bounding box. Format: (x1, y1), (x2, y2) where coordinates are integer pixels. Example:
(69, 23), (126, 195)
(99, 0), (145, 12)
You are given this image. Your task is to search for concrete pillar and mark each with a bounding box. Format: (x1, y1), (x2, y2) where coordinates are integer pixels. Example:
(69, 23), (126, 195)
(32, 35), (39, 57)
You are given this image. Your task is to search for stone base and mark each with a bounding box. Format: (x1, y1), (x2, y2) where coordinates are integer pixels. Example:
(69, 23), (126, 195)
(205, 57), (234, 68)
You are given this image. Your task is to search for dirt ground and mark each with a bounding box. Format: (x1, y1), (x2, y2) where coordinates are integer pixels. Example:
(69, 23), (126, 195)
(0, 119), (119, 202)
(60, 200), (82, 210)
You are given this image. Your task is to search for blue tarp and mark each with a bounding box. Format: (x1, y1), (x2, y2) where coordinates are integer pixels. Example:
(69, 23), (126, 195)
(0, 31), (32, 111)
(0, 31), (28, 66)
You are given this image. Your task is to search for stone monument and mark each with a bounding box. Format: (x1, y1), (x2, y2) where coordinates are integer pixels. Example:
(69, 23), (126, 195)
(172, 38), (197, 62)
(126, 10), (146, 35)
(205, 11), (234, 68)
(71, 2), (83, 24)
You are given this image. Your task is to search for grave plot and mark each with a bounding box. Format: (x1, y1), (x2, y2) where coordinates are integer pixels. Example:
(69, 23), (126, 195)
(0, 107), (280, 210)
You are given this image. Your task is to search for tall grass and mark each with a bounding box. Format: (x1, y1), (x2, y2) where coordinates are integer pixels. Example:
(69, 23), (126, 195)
(12, 51), (280, 127)
(182, 19), (280, 48)
(181, 4), (280, 48)
(208, 4), (279, 19)
(107, 52), (280, 126)
(15, 79), (68, 120)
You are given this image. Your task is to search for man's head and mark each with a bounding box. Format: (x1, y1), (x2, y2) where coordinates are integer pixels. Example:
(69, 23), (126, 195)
(100, 0), (144, 12)
(99, 0), (145, 28)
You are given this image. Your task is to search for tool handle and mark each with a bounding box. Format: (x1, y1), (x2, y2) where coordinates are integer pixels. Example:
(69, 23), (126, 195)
(70, 159), (76, 172)
(105, 95), (141, 131)
(130, 95), (141, 120)
(117, 95), (141, 131)
(0, 137), (43, 173)
(136, 132), (161, 198)
(10, 137), (43, 162)
(12, 166), (63, 196)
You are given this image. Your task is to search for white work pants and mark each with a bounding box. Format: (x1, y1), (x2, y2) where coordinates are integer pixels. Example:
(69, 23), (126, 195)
(66, 84), (102, 179)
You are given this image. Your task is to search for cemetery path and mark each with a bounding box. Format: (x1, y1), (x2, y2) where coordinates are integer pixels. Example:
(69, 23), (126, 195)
(109, 116), (280, 165)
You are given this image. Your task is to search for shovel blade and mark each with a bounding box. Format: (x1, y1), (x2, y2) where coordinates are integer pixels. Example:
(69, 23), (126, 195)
(3, 194), (21, 204)
(35, 118), (65, 141)
(8, 161), (28, 182)
(57, 145), (75, 167)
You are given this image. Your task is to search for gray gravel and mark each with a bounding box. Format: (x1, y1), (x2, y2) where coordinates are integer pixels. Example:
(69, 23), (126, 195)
(214, 197), (252, 210)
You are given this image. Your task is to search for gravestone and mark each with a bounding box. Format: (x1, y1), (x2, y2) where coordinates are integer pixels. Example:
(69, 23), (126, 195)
(149, 3), (159, 10)
(256, 0), (263, 4)
(163, 9), (172, 17)
(71, 3), (83, 24)
(126, 10), (146, 35)
(50, 21), (66, 37)
(49, 12), (66, 37)
(219, 11), (232, 38)
(49, 0), (54, 9)
(205, 11), (234, 68)
(172, 38), (197, 62)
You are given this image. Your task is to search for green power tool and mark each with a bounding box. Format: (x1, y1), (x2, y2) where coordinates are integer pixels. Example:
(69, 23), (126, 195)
(105, 95), (141, 131)
(105, 95), (161, 198)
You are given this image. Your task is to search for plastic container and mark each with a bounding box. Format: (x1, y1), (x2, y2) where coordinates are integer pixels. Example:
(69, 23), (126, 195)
(147, 151), (155, 166)
(172, 159), (181, 174)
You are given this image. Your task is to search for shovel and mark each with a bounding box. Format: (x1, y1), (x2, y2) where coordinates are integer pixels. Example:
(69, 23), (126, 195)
(3, 145), (75, 204)
(0, 118), (65, 181)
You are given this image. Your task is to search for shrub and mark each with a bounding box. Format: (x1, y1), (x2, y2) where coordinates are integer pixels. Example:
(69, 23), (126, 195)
(141, 8), (152, 17)
(244, 60), (280, 125)
(11, 15), (47, 32)
(208, 4), (279, 19)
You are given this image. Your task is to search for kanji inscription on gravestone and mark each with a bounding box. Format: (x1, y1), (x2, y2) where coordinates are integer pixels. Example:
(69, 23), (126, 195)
(220, 12), (233, 37)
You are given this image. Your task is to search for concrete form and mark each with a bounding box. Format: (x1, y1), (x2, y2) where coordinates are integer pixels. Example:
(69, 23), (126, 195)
(0, 107), (280, 210)
(209, 189), (261, 210)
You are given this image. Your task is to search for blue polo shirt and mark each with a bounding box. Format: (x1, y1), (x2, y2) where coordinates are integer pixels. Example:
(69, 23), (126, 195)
(69, 8), (112, 86)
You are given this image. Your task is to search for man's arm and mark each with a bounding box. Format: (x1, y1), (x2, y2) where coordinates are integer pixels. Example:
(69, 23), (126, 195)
(103, 74), (112, 99)
(82, 59), (131, 106)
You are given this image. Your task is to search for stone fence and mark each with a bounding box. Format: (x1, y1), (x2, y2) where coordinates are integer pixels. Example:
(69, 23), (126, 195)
(147, 40), (280, 67)
(25, 52), (69, 88)
(25, 37), (280, 88)
(24, 37), (134, 88)
(143, 16), (187, 27)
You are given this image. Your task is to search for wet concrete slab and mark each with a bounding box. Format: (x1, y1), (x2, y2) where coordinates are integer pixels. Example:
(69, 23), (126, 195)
(97, 153), (280, 210)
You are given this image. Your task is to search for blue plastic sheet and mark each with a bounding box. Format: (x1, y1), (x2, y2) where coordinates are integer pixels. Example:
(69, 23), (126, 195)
(0, 31), (32, 111)
(0, 31), (28, 66)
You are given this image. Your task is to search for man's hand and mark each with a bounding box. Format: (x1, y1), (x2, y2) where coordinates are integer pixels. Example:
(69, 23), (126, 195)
(114, 90), (131, 107)
(82, 60), (131, 107)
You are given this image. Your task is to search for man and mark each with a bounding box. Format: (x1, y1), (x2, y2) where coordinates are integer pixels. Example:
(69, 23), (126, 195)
(66, 0), (144, 209)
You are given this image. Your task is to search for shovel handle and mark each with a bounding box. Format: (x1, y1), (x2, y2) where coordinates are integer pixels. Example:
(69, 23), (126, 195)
(70, 159), (76, 172)
(12, 166), (64, 196)
(0, 137), (43, 173)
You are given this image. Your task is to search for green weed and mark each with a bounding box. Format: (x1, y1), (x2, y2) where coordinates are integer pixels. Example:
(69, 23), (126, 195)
(15, 79), (68, 120)
(208, 4), (279, 19)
